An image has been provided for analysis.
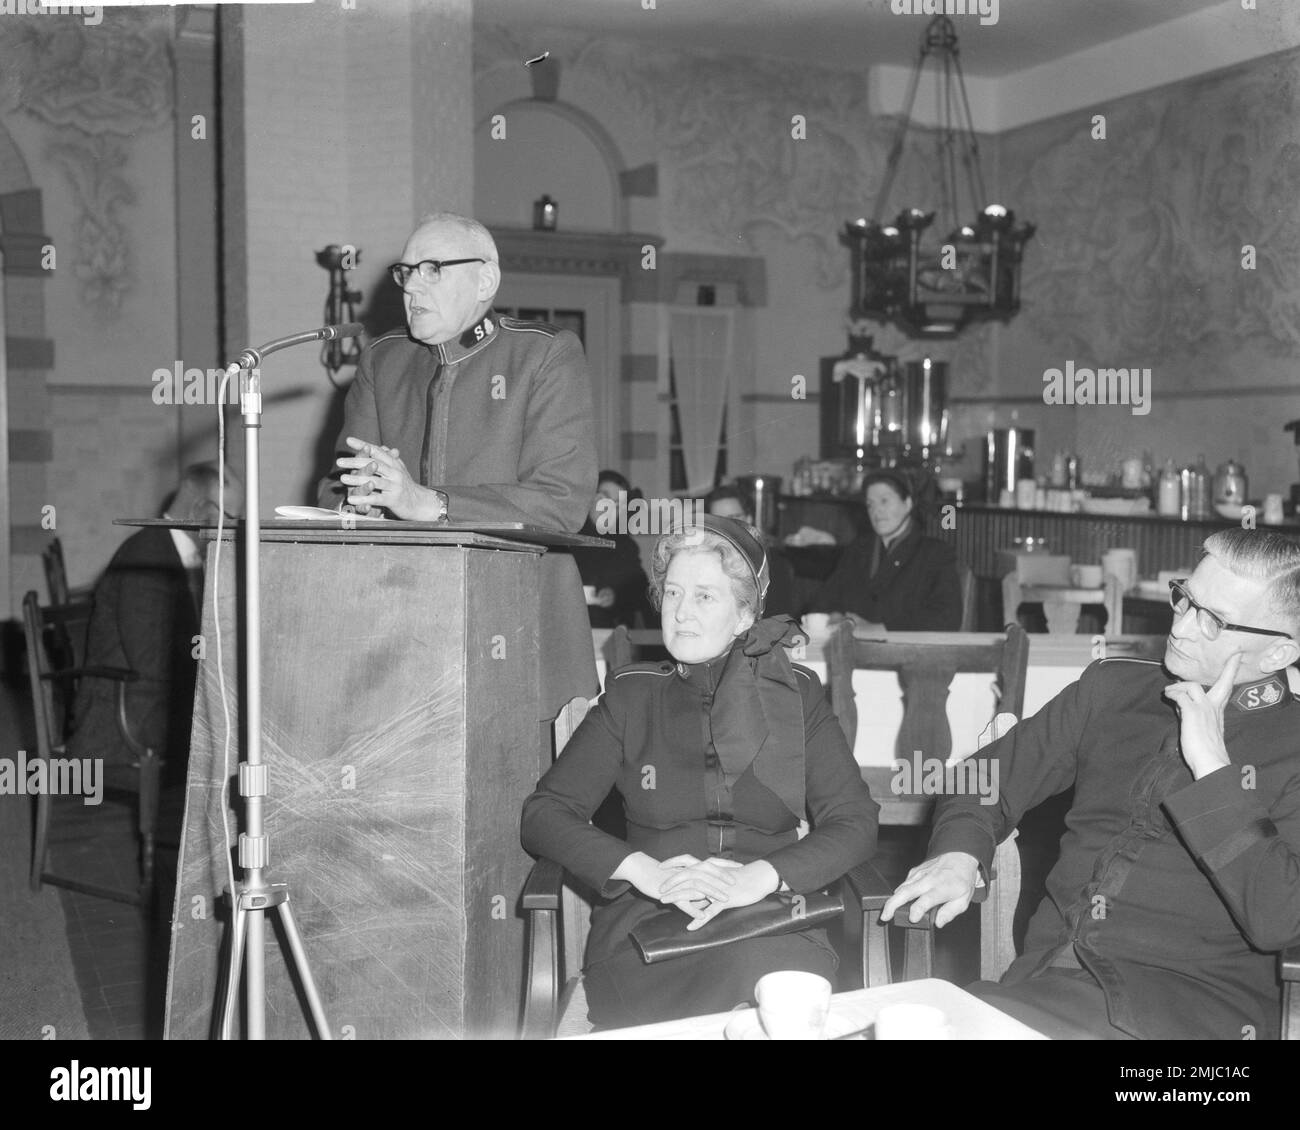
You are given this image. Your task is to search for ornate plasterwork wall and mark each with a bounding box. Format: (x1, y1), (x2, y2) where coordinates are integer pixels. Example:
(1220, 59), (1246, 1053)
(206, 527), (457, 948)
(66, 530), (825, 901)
(0, 10), (173, 317)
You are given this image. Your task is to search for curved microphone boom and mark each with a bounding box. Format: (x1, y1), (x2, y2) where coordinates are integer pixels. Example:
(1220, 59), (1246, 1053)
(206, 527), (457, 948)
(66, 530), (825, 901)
(237, 322), (365, 370)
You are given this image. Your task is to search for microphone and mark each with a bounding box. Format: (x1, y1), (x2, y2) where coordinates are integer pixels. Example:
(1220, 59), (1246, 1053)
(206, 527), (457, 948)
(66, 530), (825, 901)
(237, 323), (365, 369)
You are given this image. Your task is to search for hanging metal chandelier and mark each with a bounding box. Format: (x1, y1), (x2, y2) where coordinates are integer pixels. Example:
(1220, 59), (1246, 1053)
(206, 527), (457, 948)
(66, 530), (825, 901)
(845, 15), (1035, 339)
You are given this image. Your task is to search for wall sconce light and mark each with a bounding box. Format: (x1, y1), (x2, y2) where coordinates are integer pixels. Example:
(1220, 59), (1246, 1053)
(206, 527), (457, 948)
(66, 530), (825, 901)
(533, 195), (558, 231)
(315, 243), (364, 381)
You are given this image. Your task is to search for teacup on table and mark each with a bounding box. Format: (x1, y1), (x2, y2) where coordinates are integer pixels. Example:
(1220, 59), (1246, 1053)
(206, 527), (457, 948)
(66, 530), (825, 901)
(582, 585), (598, 605)
(802, 613), (830, 635)
(1070, 564), (1103, 588)
(754, 971), (832, 1040)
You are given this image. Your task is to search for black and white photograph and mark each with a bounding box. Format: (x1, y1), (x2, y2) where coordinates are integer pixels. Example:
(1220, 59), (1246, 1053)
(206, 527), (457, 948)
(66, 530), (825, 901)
(1, 0), (1299, 1092)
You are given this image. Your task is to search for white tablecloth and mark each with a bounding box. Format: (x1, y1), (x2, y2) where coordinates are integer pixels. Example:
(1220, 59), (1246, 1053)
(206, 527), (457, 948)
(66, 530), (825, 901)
(567, 977), (1047, 1040)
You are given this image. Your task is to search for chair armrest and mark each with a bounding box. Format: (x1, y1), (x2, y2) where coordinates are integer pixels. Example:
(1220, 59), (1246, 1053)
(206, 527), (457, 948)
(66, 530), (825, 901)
(41, 665), (139, 683)
(1282, 943), (1300, 983)
(521, 857), (564, 912)
(873, 879), (990, 932)
(842, 860), (893, 910)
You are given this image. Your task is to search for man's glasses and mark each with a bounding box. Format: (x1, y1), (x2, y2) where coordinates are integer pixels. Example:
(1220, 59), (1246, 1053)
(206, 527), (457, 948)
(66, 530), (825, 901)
(1168, 579), (1293, 641)
(387, 258), (485, 287)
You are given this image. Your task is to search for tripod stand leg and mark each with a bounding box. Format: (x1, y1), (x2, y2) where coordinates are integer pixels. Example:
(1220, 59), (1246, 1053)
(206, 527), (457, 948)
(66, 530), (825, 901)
(277, 898), (333, 1039)
(218, 903), (249, 1040)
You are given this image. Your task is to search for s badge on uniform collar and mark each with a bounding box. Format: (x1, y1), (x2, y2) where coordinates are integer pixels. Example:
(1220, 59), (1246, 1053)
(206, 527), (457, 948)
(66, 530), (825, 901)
(1231, 675), (1288, 712)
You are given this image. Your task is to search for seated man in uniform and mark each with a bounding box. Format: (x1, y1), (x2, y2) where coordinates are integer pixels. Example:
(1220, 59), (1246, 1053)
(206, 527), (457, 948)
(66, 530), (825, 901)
(317, 211), (599, 719)
(883, 529), (1300, 1039)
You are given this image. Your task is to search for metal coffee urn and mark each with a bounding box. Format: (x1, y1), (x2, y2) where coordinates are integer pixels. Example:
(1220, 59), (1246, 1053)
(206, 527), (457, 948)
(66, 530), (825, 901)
(985, 427), (1035, 502)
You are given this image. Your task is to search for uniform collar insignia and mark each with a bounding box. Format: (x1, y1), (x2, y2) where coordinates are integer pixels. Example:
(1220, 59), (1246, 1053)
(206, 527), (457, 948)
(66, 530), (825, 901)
(435, 310), (497, 363)
(1230, 674), (1290, 712)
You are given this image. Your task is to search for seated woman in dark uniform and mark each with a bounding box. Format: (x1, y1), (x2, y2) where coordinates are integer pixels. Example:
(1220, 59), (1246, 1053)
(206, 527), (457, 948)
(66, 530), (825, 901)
(521, 515), (878, 1029)
(805, 469), (961, 631)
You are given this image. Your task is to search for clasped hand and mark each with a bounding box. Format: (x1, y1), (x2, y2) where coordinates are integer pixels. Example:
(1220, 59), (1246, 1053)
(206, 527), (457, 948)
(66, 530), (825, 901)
(337, 435), (440, 520)
(624, 853), (780, 931)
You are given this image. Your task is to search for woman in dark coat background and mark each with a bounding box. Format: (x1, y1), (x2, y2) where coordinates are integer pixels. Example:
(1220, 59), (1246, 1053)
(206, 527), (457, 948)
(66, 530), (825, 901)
(522, 516), (878, 1029)
(806, 469), (962, 631)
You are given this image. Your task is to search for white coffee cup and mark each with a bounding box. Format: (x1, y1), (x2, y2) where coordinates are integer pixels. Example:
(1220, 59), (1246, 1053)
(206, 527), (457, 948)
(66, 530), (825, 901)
(874, 1002), (951, 1040)
(582, 585), (598, 605)
(754, 971), (832, 1040)
(1101, 548), (1137, 593)
(1264, 494), (1285, 525)
(803, 613), (830, 635)
(1070, 564), (1103, 588)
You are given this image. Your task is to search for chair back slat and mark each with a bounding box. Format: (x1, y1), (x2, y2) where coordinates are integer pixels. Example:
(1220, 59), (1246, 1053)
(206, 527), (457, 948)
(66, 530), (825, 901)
(958, 564), (976, 632)
(23, 591), (92, 749)
(42, 538), (70, 606)
(826, 621), (1029, 759)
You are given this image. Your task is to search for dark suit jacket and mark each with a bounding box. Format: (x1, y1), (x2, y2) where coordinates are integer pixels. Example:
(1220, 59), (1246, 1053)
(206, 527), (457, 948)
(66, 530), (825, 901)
(806, 525), (962, 631)
(67, 527), (200, 767)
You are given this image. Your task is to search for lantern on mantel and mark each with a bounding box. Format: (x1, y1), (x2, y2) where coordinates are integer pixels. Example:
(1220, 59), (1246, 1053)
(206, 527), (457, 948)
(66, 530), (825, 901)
(532, 194), (558, 231)
(845, 15), (1035, 339)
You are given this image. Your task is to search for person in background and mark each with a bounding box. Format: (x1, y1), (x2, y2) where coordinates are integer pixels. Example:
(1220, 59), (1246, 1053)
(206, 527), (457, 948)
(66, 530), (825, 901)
(522, 516), (877, 1029)
(704, 484), (798, 618)
(805, 468), (961, 631)
(571, 469), (652, 629)
(67, 463), (244, 773)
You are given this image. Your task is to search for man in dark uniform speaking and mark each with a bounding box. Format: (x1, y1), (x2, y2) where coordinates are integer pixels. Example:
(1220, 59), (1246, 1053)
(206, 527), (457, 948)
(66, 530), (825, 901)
(317, 212), (599, 718)
(883, 529), (1300, 1039)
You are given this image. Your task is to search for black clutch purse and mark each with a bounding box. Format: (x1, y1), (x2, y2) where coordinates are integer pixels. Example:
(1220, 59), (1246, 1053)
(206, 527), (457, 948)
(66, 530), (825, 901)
(629, 891), (843, 965)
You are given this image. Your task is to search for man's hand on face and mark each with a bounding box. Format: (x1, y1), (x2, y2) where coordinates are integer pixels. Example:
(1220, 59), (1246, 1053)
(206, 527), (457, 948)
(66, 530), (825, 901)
(1164, 650), (1243, 780)
(880, 851), (981, 928)
(337, 436), (445, 521)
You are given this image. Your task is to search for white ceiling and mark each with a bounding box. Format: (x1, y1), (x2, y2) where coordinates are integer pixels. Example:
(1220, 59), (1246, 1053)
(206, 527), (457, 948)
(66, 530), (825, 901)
(473, 0), (1229, 76)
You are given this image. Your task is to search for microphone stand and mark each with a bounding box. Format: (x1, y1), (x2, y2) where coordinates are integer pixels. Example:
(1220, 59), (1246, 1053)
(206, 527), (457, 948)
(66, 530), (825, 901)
(214, 324), (361, 1040)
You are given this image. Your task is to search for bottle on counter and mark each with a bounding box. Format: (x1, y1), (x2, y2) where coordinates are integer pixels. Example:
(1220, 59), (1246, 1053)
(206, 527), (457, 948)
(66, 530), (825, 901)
(1157, 459), (1181, 517)
(1050, 451), (1068, 489)
(1180, 454), (1212, 520)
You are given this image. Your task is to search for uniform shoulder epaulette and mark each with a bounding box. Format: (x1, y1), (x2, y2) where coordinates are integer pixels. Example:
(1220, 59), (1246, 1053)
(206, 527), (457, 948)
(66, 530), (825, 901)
(791, 665), (815, 683)
(498, 314), (560, 337)
(611, 661), (674, 680)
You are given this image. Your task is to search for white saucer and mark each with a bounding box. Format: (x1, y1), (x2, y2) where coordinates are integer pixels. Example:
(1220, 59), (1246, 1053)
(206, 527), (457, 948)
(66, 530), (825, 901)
(723, 1010), (864, 1040)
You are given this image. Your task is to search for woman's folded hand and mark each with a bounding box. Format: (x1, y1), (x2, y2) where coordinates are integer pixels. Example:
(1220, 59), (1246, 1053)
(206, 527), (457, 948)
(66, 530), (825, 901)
(662, 858), (783, 931)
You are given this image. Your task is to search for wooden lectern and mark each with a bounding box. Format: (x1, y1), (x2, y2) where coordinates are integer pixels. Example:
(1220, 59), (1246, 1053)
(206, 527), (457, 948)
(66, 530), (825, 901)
(161, 522), (592, 1040)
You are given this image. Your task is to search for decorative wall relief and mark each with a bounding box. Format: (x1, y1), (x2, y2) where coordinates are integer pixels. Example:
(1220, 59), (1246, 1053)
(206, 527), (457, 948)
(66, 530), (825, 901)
(1005, 49), (1300, 366)
(0, 10), (173, 315)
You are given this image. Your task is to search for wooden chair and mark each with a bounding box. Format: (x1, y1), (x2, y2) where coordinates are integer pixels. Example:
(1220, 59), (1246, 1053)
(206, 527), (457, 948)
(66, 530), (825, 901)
(825, 624), (1029, 818)
(23, 590), (162, 906)
(608, 625), (669, 670)
(957, 564), (977, 632)
(520, 697), (894, 1037)
(1003, 572), (1123, 636)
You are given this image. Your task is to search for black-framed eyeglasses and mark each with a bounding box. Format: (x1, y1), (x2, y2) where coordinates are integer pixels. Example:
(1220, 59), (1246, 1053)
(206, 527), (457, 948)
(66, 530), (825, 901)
(387, 258), (485, 287)
(1168, 579), (1293, 642)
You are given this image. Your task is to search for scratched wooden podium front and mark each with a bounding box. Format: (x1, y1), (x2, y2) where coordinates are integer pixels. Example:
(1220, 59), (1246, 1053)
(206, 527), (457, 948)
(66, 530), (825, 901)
(162, 525), (545, 1040)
